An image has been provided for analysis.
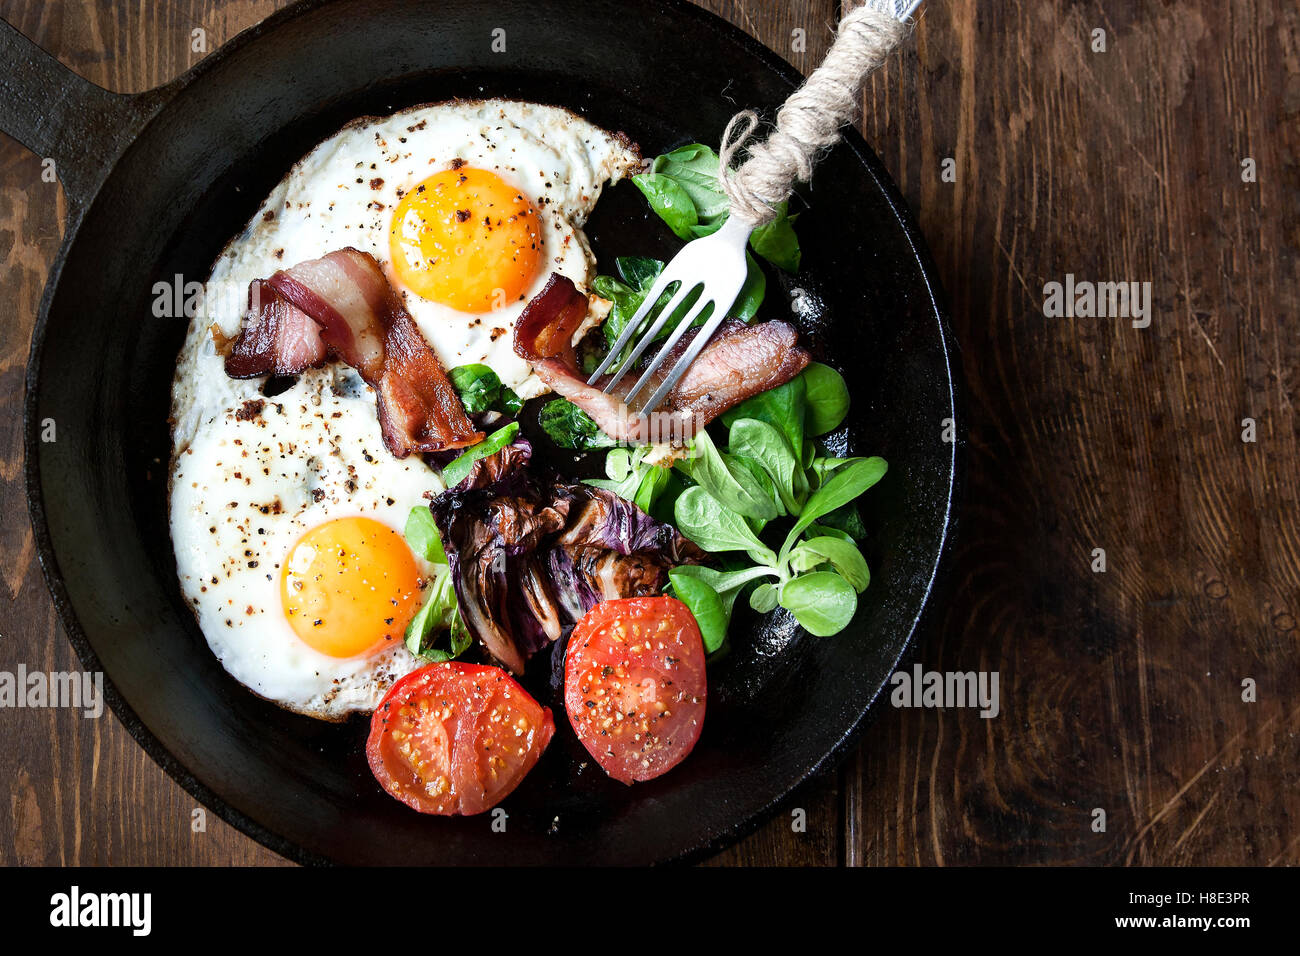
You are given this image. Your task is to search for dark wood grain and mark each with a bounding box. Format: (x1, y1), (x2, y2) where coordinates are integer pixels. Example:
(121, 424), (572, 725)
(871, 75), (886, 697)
(849, 0), (1300, 866)
(1, 0), (1296, 867)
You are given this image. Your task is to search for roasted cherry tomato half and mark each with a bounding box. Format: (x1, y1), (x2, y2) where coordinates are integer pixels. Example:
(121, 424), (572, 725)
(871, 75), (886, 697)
(367, 662), (553, 815)
(564, 596), (707, 784)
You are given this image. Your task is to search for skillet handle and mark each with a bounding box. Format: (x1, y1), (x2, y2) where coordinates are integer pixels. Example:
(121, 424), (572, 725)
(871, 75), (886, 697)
(0, 18), (168, 213)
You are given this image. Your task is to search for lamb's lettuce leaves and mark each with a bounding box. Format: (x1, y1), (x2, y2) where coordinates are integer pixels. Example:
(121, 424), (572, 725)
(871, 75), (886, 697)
(633, 144), (802, 273)
(448, 364), (522, 416)
(538, 399), (616, 451)
(441, 422), (520, 486)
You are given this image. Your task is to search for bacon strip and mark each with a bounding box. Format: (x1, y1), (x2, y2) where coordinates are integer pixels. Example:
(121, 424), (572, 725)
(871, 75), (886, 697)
(225, 249), (482, 457)
(223, 281), (326, 377)
(514, 273), (810, 444)
(513, 273), (592, 364)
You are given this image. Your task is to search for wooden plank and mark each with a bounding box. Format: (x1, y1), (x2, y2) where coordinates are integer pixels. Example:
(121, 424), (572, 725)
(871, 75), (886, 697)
(843, 0), (1300, 866)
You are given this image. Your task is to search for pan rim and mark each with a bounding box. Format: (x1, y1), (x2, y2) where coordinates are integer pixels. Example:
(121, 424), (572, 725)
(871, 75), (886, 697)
(22, 0), (961, 867)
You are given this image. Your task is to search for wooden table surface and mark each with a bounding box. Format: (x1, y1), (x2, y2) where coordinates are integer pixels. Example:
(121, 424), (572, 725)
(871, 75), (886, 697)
(1, 0), (1296, 866)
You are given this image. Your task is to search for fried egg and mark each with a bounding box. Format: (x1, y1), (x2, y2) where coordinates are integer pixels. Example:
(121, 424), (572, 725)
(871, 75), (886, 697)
(202, 98), (640, 401)
(170, 99), (639, 719)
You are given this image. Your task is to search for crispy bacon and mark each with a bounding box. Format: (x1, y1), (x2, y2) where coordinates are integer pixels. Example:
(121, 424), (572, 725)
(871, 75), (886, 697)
(658, 318), (810, 421)
(224, 248), (482, 457)
(223, 281), (326, 377)
(514, 273), (810, 444)
(513, 272), (591, 364)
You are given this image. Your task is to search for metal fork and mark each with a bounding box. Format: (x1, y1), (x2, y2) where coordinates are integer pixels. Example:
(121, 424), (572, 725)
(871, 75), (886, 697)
(586, 0), (923, 415)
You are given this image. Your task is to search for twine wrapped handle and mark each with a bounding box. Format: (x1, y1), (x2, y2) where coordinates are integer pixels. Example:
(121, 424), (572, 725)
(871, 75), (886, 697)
(719, 3), (911, 226)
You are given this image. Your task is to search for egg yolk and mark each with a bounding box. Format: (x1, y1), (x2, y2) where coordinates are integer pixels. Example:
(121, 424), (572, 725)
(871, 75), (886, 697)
(281, 517), (422, 658)
(389, 166), (543, 313)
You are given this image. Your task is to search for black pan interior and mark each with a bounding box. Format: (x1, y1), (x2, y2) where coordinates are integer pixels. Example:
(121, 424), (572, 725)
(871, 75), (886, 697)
(27, 0), (957, 865)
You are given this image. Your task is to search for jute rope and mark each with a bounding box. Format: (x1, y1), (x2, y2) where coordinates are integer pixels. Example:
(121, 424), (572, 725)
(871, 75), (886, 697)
(719, 3), (911, 225)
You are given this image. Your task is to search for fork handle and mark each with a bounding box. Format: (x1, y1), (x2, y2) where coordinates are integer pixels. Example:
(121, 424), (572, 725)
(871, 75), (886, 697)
(719, 2), (915, 225)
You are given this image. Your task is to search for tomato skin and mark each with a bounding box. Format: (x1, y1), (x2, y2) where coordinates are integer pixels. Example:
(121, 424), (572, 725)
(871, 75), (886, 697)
(564, 596), (707, 785)
(367, 662), (553, 815)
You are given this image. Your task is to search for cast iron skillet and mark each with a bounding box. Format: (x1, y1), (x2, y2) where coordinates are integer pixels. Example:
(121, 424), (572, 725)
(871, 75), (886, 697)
(5, 0), (959, 865)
